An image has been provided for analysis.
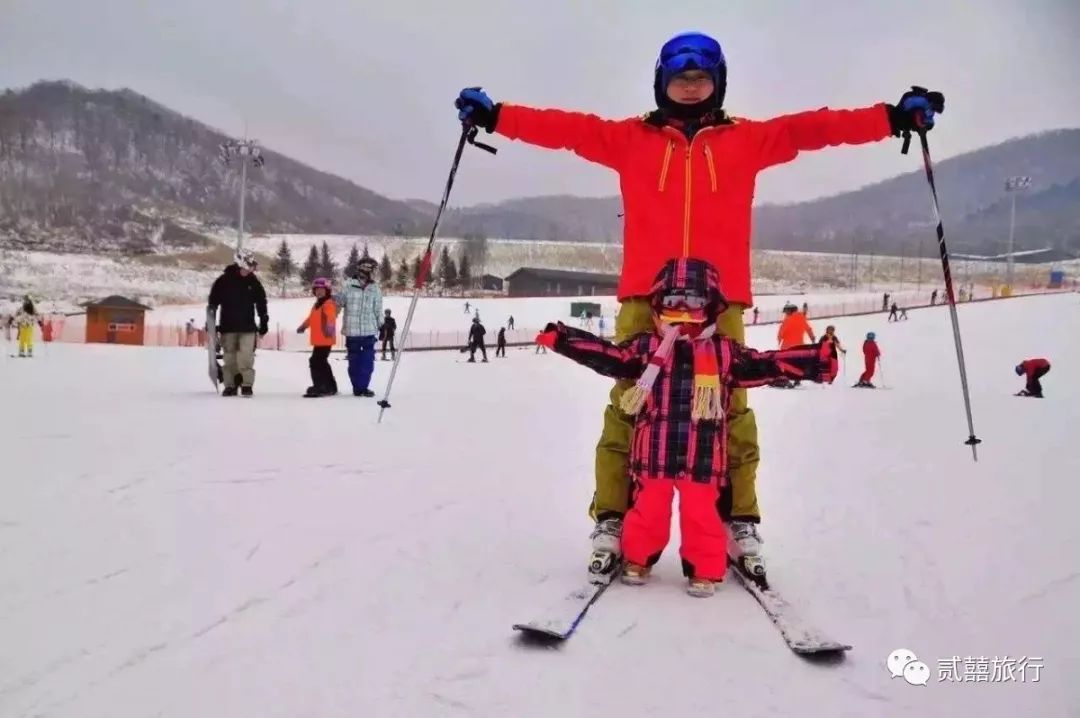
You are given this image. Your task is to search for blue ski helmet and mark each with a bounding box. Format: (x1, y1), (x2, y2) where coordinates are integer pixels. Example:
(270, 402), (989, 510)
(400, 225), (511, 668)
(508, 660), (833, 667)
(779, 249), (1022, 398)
(866, 331), (876, 340)
(1015, 364), (1024, 376)
(654, 31), (727, 111)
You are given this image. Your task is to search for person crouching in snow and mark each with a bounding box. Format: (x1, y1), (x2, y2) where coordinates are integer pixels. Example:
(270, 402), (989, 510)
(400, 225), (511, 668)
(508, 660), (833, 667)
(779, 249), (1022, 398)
(536, 258), (837, 597)
(856, 331), (881, 387)
(297, 278), (339, 397)
(1015, 358), (1050, 397)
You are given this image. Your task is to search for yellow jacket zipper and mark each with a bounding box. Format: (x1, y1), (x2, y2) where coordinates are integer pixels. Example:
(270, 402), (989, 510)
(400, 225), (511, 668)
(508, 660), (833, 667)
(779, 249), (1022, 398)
(658, 140), (674, 191)
(661, 126), (721, 258)
(704, 144), (717, 192)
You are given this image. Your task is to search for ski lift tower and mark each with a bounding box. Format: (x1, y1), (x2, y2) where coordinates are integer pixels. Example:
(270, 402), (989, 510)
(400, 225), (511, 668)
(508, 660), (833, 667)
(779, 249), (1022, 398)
(219, 138), (265, 253)
(1004, 175), (1031, 291)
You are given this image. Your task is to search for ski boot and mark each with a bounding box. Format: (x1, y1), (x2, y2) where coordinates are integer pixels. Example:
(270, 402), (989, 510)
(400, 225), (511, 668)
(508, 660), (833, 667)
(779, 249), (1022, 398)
(240, 386), (254, 397)
(686, 577), (715, 598)
(588, 516), (623, 585)
(221, 386), (238, 397)
(621, 563), (651, 586)
(728, 521), (768, 589)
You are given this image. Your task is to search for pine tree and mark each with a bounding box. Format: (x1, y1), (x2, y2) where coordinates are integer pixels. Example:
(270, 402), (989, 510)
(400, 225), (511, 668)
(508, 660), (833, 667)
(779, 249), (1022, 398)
(361, 243), (371, 260)
(437, 245), (458, 289)
(300, 245), (320, 287)
(379, 254), (394, 284)
(395, 257), (410, 290)
(411, 255), (422, 286)
(270, 239), (296, 298)
(317, 240), (337, 280)
(458, 252), (472, 290)
(344, 243), (361, 280)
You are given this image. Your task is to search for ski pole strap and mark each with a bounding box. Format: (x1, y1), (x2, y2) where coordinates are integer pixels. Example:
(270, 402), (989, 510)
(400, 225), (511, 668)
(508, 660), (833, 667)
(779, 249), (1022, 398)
(900, 129), (912, 155)
(466, 126), (498, 154)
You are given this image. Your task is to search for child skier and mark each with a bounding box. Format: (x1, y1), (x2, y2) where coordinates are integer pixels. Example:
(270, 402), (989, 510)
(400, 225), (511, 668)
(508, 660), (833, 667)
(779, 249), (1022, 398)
(10, 296), (44, 358)
(496, 326), (507, 357)
(819, 325), (846, 384)
(1015, 358), (1050, 397)
(296, 278), (339, 397)
(856, 332), (881, 388)
(536, 258), (836, 596)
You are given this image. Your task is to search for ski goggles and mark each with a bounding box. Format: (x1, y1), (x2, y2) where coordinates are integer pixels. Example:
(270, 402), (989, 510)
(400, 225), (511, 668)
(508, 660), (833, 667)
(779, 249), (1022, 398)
(659, 292), (709, 310)
(657, 33), (725, 76)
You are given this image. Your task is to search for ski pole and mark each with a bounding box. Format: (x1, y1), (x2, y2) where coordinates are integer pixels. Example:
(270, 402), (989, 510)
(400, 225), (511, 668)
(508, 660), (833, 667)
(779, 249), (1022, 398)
(900, 92), (981, 460)
(878, 357), (886, 390)
(377, 125), (495, 423)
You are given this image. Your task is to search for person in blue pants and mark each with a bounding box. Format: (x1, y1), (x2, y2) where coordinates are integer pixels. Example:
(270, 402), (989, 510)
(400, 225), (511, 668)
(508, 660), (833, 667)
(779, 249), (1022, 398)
(335, 257), (383, 397)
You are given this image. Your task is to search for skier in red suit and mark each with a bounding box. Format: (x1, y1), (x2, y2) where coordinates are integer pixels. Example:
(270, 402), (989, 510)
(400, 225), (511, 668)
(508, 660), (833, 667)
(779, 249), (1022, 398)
(536, 258), (836, 597)
(1015, 358), (1050, 397)
(856, 332), (881, 388)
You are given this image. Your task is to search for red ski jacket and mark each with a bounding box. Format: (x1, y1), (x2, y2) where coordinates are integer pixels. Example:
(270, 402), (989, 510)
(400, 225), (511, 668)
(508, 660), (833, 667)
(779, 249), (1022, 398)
(548, 325), (836, 485)
(863, 339), (881, 362)
(1019, 358), (1050, 378)
(494, 104), (892, 305)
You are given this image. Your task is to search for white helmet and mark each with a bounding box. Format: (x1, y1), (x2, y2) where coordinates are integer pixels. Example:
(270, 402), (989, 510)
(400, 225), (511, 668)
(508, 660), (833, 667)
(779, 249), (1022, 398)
(234, 250), (257, 271)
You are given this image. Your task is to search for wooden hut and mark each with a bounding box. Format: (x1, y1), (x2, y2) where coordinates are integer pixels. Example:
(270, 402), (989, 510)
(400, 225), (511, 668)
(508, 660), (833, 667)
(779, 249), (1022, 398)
(82, 296), (152, 345)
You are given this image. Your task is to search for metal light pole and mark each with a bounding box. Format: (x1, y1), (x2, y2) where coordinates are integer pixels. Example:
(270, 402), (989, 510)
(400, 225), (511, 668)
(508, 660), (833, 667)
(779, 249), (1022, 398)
(1004, 175), (1031, 290)
(219, 139), (265, 253)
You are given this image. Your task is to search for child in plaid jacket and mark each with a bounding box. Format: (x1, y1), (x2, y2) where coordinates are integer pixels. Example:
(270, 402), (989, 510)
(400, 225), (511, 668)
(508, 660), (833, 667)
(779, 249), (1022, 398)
(537, 258), (836, 596)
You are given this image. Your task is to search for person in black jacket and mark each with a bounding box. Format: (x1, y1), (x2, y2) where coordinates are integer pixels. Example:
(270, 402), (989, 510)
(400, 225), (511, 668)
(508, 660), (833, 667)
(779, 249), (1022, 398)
(207, 251), (269, 396)
(495, 326), (507, 357)
(379, 309), (397, 360)
(467, 316), (488, 363)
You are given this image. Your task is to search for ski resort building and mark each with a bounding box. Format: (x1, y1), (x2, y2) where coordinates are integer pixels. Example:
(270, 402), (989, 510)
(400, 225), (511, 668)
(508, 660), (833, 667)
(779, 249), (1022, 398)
(505, 267), (619, 297)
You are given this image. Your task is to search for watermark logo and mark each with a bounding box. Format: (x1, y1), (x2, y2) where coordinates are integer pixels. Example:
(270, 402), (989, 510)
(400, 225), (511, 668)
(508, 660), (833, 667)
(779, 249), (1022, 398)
(887, 648), (930, 686)
(888, 649), (1044, 685)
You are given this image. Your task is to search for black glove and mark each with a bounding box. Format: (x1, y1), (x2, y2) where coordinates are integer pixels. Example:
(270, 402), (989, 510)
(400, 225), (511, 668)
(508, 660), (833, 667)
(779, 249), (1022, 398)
(887, 86), (944, 136)
(258, 319), (269, 336)
(455, 87), (500, 133)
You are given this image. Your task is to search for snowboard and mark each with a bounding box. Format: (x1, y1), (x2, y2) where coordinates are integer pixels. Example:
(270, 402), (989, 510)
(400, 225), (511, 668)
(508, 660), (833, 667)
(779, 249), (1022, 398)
(206, 306), (219, 392)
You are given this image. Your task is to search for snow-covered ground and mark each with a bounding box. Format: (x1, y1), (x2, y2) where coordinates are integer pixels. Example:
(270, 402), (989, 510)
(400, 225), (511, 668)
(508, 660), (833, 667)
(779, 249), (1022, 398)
(1, 294), (1076, 717)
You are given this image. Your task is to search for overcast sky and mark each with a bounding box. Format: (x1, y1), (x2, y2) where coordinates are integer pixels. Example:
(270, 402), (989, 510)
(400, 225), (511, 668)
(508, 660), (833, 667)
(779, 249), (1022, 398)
(2, 0), (1079, 206)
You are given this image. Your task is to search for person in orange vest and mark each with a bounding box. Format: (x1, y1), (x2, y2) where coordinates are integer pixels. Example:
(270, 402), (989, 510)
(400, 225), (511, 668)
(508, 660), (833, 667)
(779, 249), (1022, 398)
(1015, 358), (1050, 397)
(856, 332), (881, 388)
(297, 278), (339, 397)
(775, 304), (816, 387)
(455, 30), (944, 575)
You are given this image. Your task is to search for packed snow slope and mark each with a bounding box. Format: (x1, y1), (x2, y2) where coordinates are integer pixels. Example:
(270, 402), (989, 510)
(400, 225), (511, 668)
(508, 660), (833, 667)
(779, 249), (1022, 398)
(1, 293), (1076, 717)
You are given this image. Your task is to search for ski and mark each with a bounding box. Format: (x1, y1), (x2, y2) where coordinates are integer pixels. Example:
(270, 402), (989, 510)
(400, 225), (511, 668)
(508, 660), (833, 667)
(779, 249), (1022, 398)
(513, 574), (616, 641)
(206, 306), (219, 393)
(727, 556), (851, 657)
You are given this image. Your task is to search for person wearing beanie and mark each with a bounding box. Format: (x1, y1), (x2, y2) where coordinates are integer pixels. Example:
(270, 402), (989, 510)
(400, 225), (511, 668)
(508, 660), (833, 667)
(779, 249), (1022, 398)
(536, 258), (837, 595)
(454, 31), (944, 576)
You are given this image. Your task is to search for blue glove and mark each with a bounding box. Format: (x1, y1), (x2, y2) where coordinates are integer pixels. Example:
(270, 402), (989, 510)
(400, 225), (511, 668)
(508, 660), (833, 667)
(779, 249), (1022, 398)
(455, 87), (499, 132)
(888, 86), (944, 135)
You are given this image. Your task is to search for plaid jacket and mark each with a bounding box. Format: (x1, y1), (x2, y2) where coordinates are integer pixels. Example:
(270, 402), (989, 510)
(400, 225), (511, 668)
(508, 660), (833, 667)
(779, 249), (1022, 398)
(551, 325), (835, 485)
(335, 279), (383, 337)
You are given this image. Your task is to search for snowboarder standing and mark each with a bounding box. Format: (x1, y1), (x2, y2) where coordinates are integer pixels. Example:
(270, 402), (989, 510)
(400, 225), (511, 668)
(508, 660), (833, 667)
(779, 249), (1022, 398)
(1015, 358), (1050, 397)
(207, 251), (269, 397)
(856, 331), (881, 388)
(455, 30), (943, 575)
(379, 309), (397, 361)
(536, 259), (837, 595)
(297, 278), (339, 397)
(467, 317), (488, 363)
(335, 257), (382, 397)
(507, 315), (515, 330)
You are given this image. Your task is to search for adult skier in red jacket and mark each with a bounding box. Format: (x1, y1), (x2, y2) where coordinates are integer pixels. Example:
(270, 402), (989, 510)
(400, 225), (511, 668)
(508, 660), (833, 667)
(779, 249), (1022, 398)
(455, 31), (944, 576)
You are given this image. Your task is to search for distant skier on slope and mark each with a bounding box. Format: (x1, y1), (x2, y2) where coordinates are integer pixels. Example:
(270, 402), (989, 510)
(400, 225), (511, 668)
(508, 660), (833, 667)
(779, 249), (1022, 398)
(819, 325), (846, 384)
(455, 29), (943, 579)
(1015, 358), (1050, 397)
(536, 259), (837, 596)
(775, 303), (816, 387)
(9, 296), (44, 358)
(467, 317), (488, 363)
(855, 332), (881, 388)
